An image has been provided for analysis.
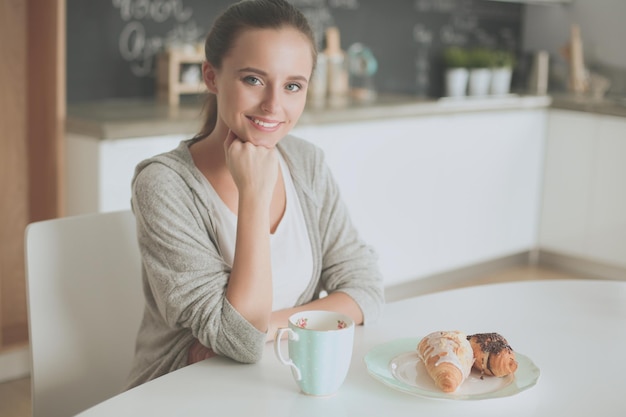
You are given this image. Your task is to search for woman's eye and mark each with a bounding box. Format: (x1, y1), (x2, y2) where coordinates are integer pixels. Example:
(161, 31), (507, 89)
(243, 76), (262, 86)
(286, 83), (302, 92)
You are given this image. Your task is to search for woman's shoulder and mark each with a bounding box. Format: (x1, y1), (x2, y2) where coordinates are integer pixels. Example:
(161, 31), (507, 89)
(278, 134), (332, 193)
(132, 139), (202, 191)
(132, 140), (208, 217)
(134, 140), (196, 176)
(279, 134), (324, 164)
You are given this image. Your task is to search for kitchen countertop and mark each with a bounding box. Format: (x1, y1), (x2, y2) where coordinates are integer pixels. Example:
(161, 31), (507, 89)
(550, 93), (626, 118)
(66, 94), (552, 140)
(65, 92), (626, 141)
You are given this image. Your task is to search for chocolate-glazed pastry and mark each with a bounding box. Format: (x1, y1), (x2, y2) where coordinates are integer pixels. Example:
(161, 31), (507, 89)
(467, 333), (518, 377)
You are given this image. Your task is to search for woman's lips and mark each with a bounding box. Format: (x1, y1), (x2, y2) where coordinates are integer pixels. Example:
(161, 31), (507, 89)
(247, 116), (281, 131)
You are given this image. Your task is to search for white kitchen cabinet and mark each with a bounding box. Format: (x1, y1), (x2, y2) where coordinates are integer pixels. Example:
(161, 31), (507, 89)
(540, 110), (626, 268)
(539, 110), (595, 257)
(587, 115), (626, 267)
(293, 109), (547, 286)
(65, 133), (185, 216)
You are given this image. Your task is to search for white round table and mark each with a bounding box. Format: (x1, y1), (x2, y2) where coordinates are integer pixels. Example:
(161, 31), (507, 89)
(77, 279), (626, 417)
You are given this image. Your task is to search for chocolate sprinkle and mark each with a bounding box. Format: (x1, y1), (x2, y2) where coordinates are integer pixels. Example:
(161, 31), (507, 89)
(467, 332), (513, 355)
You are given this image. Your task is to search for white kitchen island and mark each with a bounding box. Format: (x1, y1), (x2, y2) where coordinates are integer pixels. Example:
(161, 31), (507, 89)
(65, 95), (550, 288)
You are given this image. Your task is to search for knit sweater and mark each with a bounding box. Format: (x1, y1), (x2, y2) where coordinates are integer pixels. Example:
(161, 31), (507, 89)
(125, 135), (384, 389)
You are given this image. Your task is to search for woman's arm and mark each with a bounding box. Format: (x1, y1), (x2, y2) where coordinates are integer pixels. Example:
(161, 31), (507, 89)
(267, 292), (363, 341)
(223, 131), (278, 333)
(132, 160), (267, 364)
(312, 151), (384, 325)
(265, 137), (385, 341)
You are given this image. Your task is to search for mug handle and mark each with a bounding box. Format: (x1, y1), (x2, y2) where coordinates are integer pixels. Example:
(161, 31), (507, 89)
(274, 327), (302, 381)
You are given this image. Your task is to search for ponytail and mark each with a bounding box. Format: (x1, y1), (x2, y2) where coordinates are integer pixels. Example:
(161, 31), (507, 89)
(192, 93), (217, 141)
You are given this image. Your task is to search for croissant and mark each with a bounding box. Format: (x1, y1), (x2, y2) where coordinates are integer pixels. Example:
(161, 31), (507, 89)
(417, 330), (474, 393)
(467, 332), (518, 377)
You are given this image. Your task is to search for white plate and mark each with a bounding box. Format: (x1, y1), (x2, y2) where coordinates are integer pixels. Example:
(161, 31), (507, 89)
(364, 337), (540, 401)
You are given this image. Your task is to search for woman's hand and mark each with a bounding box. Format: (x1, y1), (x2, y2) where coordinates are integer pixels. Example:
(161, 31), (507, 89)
(223, 130), (278, 206)
(265, 292), (365, 342)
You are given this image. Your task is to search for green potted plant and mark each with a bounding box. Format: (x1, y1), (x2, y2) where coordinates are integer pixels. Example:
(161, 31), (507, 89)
(492, 50), (516, 68)
(467, 48), (494, 96)
(442, 47), (470, 98)
(490, 50), (516, 95)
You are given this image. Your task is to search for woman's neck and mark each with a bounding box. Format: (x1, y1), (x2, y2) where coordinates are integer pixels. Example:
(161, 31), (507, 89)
(190, 127), (228, 177)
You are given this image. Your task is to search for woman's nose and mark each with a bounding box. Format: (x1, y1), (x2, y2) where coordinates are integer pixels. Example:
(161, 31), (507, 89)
(261, 87), (280, 113)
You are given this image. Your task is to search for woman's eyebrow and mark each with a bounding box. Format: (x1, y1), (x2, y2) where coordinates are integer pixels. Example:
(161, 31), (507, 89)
(237, 67), (308, 82)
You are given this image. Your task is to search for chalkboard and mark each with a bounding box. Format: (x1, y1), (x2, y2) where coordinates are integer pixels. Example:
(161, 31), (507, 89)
(67, 0), (523, 102)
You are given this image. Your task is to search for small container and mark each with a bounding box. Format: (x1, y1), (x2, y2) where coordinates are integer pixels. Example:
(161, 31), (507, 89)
(307, 53), (328, 107)
(528, 50), (549, 95)
(324, 27), (349, 107)
(347, 43), (378, 103)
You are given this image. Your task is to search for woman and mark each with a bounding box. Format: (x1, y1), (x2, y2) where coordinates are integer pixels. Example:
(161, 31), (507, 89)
(126, 0), (384, 389)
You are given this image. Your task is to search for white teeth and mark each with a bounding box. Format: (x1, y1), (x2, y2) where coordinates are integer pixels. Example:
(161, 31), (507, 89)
(252, 118), (279, 128)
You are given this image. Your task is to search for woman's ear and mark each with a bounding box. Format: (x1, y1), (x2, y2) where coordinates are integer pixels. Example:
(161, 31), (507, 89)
(203, 61), (218, 94)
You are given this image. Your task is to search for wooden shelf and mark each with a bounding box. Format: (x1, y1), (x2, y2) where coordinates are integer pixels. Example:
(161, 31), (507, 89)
(156, 49), (206, 106)
(176, 82), (205, 94)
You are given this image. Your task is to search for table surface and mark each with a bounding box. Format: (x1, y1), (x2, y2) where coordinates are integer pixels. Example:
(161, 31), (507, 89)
(77, 279), (626, 417)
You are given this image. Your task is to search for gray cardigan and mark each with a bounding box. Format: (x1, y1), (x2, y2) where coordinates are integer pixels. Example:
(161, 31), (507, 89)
(125, 135), (384, 389)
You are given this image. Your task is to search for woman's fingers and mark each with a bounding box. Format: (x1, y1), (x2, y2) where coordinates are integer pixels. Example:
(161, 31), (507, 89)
(222, 129), (278, 202)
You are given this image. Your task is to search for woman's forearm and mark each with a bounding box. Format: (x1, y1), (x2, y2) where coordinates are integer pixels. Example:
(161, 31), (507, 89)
(267, 292), (364, 341)
(226, 194), (273, 332)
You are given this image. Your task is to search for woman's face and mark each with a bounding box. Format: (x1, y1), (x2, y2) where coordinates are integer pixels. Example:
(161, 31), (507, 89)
(206, 27), (314, 148)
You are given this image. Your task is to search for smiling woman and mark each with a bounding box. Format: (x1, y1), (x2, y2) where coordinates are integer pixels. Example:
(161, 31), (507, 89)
(125, 0), (384, 390)
(201, 26), (313, 148)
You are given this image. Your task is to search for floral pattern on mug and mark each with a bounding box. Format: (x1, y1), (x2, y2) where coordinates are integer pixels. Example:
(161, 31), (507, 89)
(296, 318), (308, 329)
(337, 320), (347, 329)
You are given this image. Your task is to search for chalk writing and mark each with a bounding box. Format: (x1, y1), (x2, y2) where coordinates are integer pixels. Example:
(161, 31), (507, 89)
(328, 0), (360, 9)
(112, 0), (192, 22)
(413, 23), (434, 45)
(113, 0), (202, 77)
(290, 0), (360, 47)
(439, 24), (468, 46)
(414, 0), (455, 13)
(289, 0), (326, 7)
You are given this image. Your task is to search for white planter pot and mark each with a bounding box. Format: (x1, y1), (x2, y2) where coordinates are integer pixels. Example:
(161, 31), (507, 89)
(444, 68), (469, 97)
(490, 67), (513, 95)
(468, 68), (492, 96)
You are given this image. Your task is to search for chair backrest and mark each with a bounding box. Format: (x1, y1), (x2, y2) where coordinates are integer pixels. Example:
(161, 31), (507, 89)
(25, 210), (144, 417)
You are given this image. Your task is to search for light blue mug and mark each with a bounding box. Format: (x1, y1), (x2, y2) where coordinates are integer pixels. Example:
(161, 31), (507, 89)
(274, 310), (355, 396)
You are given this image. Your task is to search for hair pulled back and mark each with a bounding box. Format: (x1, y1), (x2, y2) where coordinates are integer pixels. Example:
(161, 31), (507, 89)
(194, 0), (317, 140)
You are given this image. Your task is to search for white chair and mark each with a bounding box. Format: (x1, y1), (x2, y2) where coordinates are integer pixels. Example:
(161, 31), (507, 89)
(25, 210), (144, 417)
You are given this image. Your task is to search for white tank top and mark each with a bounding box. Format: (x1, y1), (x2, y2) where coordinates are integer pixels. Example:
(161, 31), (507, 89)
(200, 153), (313, 311)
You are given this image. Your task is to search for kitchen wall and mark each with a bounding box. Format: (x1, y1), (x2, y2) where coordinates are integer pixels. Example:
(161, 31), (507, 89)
(523, 1), (626, 95)
(65, 1), (626, 102)
(66, 0), (524, 102)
